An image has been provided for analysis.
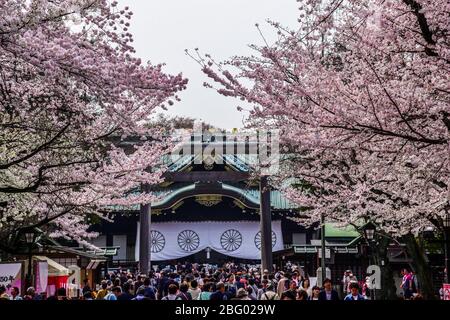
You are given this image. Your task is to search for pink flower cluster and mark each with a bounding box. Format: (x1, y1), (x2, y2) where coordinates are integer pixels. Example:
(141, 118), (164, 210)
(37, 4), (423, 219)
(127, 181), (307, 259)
(0, 0), (187, 242)
(198, 0), (450, 236)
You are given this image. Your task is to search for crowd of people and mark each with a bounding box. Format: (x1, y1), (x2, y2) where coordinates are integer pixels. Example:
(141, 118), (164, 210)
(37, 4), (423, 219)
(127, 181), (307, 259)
(0, 262), (384, 301)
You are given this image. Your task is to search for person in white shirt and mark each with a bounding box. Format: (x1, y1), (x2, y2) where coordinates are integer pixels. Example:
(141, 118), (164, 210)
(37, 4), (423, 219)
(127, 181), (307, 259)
(300, 278), (312, 298)
(260, 283), (279, 300)
(188, 280), (201, 300)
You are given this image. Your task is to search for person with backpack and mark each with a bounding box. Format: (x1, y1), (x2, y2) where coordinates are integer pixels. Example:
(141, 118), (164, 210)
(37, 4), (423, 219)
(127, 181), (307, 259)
(162, 284), (179, 300)
(259, 283), (279, 300)
(176, 283), (192, 300)
(232, 288), (252, 300)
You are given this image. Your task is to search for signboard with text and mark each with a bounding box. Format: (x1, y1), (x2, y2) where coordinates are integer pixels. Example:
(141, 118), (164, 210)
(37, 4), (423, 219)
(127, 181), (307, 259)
(0, 261), (24, 295)
(443, 284), (450, 300)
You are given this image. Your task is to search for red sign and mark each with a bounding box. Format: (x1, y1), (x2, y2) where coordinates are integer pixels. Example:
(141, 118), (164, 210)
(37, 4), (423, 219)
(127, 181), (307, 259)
(443, 284), (450, 300)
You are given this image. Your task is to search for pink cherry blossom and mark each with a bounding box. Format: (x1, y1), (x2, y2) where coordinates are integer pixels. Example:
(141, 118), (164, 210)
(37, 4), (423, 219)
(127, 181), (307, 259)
(196, 0), (449, 236)
(0, 0), (187, 243)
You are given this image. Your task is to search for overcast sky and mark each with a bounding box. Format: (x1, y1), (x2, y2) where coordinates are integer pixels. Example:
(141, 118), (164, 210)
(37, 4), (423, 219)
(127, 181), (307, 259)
(119, 0), (299, 129)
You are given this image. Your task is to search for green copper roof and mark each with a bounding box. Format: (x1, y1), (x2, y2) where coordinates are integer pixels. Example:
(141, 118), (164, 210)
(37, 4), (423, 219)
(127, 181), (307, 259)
(325, 223), (360, 238)
(221, 184), (297, 209)
(151, 184), (196, 206)
(108, 183), (296, 211)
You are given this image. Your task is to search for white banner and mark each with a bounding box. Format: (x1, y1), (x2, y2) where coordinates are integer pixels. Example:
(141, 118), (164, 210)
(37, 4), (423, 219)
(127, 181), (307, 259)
(35, 261), (48, 294)
(135, 221), (283, 261)
(0, 262), (22, 293)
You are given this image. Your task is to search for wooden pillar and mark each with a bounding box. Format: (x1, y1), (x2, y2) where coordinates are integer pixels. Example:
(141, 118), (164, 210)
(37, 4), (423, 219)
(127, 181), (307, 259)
(139, 184), (151, 275)
(260, 175), (273, 273)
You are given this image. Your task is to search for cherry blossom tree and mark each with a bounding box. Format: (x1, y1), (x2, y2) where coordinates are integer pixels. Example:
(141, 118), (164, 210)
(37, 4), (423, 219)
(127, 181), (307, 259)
(194, 0), (448, 298)
(195, 0), (449, 234)
(0, 0), (187, 247)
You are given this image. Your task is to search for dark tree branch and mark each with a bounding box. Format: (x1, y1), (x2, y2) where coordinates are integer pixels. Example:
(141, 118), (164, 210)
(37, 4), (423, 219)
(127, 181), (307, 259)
(0, 122), (70, 170)
(402, 0), (439, 56)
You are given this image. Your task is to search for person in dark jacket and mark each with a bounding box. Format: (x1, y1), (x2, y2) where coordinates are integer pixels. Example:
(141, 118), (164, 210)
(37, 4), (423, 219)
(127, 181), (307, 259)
(157, 272), (169, 299)
(318, 279), (340, 301)
(138, 277), (156, 300)
(117, 282), (134, 300)
(82, 279), (91, 295)
(210, 282), (227, 301)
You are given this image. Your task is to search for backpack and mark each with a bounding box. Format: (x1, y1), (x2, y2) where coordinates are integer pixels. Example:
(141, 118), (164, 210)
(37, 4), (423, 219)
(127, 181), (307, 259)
(176, 292), (191, 300)
(263, 292), (276, 300)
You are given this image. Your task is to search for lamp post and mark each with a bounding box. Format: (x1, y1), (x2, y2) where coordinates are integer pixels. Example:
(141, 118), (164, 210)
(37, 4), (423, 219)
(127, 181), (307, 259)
(320, 213), (326, 284)
(444, 212), (450, 284)
(24, 231), (35, 289)
(361, 222), (377, 300)
(364, 226), (375, 242)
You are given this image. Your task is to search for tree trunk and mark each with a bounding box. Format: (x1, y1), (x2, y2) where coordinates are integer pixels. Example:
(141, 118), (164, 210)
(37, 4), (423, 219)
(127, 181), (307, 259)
(402, 233), (437, 300)
(376, 236), (398, 300)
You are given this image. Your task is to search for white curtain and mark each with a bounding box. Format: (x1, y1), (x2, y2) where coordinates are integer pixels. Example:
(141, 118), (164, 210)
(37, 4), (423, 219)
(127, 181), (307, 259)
(135, 220), (283, 261)
(36, 261), (48, 294)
